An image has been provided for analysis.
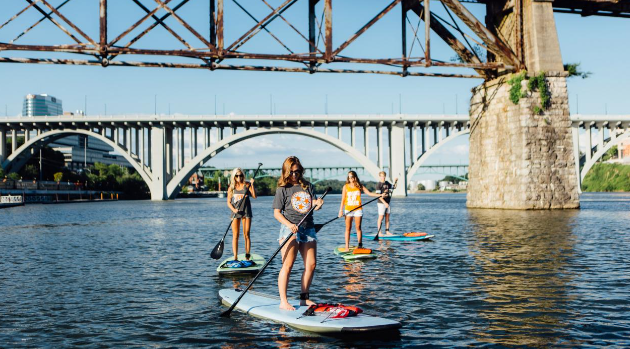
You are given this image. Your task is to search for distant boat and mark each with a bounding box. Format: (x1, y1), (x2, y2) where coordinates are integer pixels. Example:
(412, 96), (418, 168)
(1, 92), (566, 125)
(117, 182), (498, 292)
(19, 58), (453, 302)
(0, 194), (25, 209)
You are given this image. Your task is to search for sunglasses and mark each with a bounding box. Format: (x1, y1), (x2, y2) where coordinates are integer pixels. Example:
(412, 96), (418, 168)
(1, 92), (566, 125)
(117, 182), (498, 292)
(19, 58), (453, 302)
(290, 170), (301, 176)
(235, 174), (244, 178)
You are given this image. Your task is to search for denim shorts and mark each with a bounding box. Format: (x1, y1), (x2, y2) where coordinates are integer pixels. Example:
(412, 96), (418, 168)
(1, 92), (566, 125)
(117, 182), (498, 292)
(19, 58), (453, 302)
(278, 225), (317, 243)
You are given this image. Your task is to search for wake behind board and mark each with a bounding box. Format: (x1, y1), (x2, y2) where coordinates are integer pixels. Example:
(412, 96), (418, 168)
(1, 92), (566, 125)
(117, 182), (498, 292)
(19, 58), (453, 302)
(219, 289), (401, 333)
(334, 246), (378, 260)
(216, 253), (265, 274)
(352, 232), (435, 241)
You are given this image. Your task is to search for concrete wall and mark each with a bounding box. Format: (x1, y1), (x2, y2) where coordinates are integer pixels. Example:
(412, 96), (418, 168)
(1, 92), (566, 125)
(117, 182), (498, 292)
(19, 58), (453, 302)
(467, 72), (580, 209)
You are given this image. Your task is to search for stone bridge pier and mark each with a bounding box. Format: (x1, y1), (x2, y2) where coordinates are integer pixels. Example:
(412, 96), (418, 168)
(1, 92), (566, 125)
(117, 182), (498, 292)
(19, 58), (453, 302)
(466, 0), (580, 209)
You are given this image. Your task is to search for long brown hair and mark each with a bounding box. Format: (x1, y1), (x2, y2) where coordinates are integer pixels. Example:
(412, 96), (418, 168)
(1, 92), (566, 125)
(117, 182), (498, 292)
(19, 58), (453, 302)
(277, 156), (310, 190)
(345, 170), (363, 191)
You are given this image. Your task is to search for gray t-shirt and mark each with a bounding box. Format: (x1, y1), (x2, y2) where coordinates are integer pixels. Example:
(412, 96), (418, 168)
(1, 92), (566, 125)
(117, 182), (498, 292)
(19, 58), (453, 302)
(272, 184), (317, 228)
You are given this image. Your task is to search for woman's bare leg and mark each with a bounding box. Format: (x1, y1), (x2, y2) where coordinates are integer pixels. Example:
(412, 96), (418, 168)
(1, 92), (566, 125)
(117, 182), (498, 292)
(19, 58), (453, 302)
(344, 215), (353, 251)
(278, 236), (298, 310)
(242, 218), (252, 258)
(231, 218), (241, 260)
(355, 216), (363, 246)
(299, 241), (317, 306)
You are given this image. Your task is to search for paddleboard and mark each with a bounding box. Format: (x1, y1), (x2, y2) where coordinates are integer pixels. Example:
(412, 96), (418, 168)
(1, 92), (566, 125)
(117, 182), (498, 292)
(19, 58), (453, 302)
(352, 232), (435, 241)
(216, 253), (265, 274)
(219, 288), (401, 333)
(334, 246), (378, 260)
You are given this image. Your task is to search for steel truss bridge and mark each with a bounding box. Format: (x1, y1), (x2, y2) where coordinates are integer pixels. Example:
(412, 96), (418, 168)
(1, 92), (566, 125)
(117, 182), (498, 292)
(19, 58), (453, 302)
(1, 0), (628, 80)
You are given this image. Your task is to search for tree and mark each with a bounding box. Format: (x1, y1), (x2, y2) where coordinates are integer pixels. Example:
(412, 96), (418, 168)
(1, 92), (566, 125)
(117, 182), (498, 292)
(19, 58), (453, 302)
(417, 183), (425, 191)
(54, 172), (63, 182)
(602, 145), (618, 162)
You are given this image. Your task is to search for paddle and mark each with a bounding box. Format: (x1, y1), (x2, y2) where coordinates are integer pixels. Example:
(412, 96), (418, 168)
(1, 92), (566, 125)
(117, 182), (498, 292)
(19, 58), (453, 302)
(210, 163), (263, 260)
(374, 178), (398, 241)
(220, 186), (332, 318)
(313, 195), (383, 233)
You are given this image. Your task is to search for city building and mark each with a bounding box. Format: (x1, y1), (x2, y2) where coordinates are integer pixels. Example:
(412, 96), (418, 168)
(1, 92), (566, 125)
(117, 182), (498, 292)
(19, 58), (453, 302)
(22, 94), (63, 117)
(617, 140), (630, 164)
(20, 94), (130, 170)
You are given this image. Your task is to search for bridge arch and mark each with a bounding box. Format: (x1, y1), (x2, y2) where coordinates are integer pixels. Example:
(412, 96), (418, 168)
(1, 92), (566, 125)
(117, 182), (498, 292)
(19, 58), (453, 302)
(580, 130), (630, 182)
(166, 128), (381, 198)
(406, 129), (470, 182)
(1, 129), (153, 187)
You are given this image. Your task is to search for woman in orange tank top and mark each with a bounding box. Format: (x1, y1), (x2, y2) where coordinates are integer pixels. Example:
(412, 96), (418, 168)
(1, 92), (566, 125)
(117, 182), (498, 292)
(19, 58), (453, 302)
(338, 171), (381, 252)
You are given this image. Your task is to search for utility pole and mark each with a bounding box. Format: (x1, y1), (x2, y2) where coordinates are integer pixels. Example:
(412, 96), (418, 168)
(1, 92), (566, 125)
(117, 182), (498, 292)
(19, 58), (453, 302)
(576, 94), (579, 114)
(154, 94), (157, 115)
(84, 95), (87, 115)
(214, 95), (217, 115)
(270, 94), (273, 115)
(399, 93), (402, 114)
(325, 94), (328, 115)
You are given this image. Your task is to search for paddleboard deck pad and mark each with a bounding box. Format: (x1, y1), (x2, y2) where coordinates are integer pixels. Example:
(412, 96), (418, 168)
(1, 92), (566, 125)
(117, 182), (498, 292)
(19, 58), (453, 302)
(217, 253), (265, 274)
(334, 246), (378, 260)
(219, 289), (401, 333)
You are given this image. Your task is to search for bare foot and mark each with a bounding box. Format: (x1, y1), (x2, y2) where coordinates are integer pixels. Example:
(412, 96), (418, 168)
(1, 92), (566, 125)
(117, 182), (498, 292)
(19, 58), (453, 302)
(339, 247), (350, 253)
(279, 301), (295, 311)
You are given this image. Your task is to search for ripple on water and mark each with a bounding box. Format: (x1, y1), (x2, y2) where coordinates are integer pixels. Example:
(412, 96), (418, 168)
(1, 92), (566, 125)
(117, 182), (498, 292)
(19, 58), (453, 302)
(1, 194), (629, 347)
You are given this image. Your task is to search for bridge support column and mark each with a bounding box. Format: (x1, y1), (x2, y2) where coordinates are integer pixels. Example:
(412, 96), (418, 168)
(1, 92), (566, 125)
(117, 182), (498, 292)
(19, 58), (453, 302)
(467, 73), (579, 209)
(0, 129), (6, 164)
(150, 127), (168, 200)
(389, 124), (407, 197)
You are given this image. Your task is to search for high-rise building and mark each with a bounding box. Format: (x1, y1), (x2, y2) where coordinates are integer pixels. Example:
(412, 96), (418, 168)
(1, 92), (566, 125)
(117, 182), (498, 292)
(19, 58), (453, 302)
(19, 94), (130, 170)
(22, 94), (63, 117)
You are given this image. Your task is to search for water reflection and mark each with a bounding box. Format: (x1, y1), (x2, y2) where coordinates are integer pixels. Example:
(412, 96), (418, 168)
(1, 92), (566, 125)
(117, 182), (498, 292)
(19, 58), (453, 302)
(467, 209), (579, 347)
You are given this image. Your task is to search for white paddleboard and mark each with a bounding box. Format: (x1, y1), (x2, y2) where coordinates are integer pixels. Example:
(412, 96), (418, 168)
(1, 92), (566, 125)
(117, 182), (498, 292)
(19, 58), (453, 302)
(219, 289), (401, 333)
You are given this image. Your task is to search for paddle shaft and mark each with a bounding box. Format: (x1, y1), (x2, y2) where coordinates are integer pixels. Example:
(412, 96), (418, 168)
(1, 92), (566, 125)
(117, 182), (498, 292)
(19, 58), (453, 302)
(211, 164), (262, 259)
(221, 188), (331, 317)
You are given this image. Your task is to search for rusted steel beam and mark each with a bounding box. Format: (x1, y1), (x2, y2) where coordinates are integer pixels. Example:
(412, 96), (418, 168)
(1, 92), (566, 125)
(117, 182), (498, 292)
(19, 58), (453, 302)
(210, 0), (216, 46)
(39, 0), (96, 46)
(217, 0), (224, 54)
(109, 0), (173, 46)
(261, 0), (320, 54)
(226, 0), (296, 52)
(0, 57), (482, 78)
(332, 0), (401, 57)
(424, 0), (430, 66)
(152, 0), (216, 51)
(24, 0), (82, 44)
(0, 1), (39, 31)
(309, 0), (318, 71)
(232, 0), (294, 54)
(404, 0), (486, 76)
(401, 2), (407, 74)
(325, 0), (332, 61)
(100, 0), (107, 58)
(10, 0), (71, 44)
(440, 0), (520, 67)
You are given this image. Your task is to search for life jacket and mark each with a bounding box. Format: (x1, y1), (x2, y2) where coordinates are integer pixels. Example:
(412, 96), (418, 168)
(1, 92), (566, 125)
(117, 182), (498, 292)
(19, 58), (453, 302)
(404, 232), (427, 237)
(302, 303), (363, 318)
(353, 247), (372, 255)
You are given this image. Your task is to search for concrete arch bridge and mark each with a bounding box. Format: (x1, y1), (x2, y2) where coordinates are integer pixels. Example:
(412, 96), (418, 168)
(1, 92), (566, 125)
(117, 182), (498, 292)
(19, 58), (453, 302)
(0, 114), (469, 200)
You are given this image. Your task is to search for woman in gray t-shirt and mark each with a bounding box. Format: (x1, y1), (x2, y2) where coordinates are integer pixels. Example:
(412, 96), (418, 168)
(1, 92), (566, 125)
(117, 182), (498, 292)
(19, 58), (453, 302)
(272, 156), (324, 311)
(227, 167), (257, 261)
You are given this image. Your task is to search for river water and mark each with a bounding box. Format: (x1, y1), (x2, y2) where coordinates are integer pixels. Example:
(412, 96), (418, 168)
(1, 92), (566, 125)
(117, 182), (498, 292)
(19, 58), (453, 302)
(1, 193), (629, 348)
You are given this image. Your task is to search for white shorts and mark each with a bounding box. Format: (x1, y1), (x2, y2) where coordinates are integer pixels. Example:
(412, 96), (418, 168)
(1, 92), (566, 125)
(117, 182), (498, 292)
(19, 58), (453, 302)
(345, 209), (363, 217)
(377, 203), (390, 215)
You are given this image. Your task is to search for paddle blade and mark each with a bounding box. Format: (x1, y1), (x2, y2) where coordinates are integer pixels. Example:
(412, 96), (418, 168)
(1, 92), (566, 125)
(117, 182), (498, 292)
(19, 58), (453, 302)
(373, 233), (380, 241)
(314, 224), (323, 232)
(220, 308), (232, 317)
(210, 239), (224, 260)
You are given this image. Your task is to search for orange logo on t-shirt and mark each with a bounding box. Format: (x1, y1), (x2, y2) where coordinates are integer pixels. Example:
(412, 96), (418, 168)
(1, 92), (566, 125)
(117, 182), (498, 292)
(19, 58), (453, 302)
(233, 193), (244, 203)
(291, 191), (312, 214)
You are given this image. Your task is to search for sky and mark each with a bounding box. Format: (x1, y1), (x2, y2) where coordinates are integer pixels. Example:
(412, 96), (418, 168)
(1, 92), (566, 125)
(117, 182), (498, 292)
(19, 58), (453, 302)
(1, 1), (629, 182)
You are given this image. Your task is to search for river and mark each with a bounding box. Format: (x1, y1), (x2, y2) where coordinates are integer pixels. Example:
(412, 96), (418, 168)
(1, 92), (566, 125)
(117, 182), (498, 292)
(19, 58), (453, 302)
(1, 193), (629, 348)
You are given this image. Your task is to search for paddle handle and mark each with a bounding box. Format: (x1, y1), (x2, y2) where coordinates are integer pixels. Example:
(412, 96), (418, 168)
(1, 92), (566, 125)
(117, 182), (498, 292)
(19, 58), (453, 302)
(221, 187), (331, 317)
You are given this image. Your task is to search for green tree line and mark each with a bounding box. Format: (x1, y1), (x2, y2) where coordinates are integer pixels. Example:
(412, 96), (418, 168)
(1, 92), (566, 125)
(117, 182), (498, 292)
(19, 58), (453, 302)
(582, 163), (630, 192)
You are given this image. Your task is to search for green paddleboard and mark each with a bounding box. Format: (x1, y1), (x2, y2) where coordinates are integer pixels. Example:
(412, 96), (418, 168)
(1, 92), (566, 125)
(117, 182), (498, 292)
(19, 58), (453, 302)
(217, 253), (265, 274)
(334, 246), (378, 260)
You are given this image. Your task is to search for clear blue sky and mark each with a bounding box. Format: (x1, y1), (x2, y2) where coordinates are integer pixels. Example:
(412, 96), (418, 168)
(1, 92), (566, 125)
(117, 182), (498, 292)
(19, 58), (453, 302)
(1, 2), (629, 181)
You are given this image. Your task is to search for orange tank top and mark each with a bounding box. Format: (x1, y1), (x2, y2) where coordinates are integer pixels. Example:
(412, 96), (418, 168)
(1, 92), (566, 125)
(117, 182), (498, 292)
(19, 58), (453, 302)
(344, 184), (362, 211)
